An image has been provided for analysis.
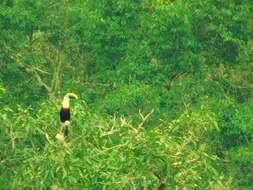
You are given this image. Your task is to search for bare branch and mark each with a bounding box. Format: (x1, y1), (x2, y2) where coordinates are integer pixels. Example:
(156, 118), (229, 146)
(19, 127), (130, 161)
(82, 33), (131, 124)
(33, 67), (50, 75)
(120, 116), (138, 133)
(100, 130), (120, 138)
(138, 109), (154, 128)
(31, 68), (56, 100)
(33, 69), (52, 93)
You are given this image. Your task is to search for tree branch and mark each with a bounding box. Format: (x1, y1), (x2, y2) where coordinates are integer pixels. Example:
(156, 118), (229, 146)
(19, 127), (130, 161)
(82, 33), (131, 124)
(138, 109), (154, 128)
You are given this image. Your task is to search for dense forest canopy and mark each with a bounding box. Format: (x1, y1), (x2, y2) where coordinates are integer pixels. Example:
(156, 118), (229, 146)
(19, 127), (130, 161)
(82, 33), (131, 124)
(0, 0), (252, 189)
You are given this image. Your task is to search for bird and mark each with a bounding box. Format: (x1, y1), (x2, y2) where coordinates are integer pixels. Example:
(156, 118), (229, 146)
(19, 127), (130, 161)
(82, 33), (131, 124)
(56, 92), (78, 141)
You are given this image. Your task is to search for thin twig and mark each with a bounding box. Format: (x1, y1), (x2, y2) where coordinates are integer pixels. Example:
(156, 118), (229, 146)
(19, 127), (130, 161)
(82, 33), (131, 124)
(9, 125), (15, 151)
(138, 109), (154, 128)
(100, 130), (120, 138)
(96, 142), (129, 156)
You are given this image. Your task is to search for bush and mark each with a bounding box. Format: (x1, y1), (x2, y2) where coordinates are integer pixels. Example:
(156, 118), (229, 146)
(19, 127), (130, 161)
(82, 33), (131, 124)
(209, 99), (253, 150)
(0, 102), (232, 189)
(226, 146), (253, 188)
(97, 83), (160, 118)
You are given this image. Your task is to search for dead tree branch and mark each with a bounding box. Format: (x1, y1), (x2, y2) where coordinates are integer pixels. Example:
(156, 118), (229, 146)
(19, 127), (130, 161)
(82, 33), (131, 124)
(138, 109), (154, 128)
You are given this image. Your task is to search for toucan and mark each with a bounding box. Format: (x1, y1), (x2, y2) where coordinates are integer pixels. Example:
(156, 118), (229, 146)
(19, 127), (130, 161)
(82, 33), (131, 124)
(56, 92), (78, 141)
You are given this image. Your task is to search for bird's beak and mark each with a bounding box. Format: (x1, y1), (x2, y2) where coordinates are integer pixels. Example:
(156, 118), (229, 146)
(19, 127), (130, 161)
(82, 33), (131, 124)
(67, 92), (78, 99)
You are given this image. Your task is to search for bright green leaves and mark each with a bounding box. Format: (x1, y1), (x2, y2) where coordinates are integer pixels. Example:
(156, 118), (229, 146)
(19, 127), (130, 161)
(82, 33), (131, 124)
(189, 0), (251, 64)
(0, 0), (252, 189)
(97, 83), (160, 119)
(3, 102), (227, 189)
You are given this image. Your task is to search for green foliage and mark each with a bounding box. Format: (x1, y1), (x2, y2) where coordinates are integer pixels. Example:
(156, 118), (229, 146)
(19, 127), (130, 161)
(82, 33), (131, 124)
(225, 145), (253, 188)
(215, 100), (253, 149)
(0, 0), (252, 189)
(0, 102), (232, 189)
(189, 0), (252, 64)
(98, 83), (160, 115)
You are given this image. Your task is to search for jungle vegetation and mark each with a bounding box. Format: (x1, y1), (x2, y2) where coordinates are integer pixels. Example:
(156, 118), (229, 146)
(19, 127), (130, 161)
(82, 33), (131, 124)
(0, 0), (252, 189)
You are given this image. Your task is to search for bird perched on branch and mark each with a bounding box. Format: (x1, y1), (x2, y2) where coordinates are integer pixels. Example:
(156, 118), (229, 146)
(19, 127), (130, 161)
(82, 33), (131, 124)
(56, 92), (78, 141)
